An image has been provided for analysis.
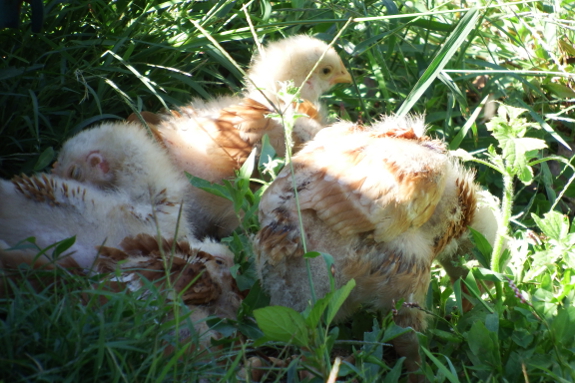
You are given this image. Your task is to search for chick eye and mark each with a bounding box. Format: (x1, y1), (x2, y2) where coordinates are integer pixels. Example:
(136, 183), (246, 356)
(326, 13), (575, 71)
(321, 66), (333, 76)
(68, 165), (82, 180)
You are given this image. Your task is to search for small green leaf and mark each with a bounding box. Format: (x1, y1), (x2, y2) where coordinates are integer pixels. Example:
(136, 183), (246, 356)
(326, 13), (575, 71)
(381, 323), (412, 343)
(303, 251), (321, 259)
(382, 357), (405, 383)
(33, 146), (55, 171)
(428, 328), (463, 343)
(469, 227), (492, 268)
(306, 293), (331, 329)
(238, 147), (257, 181)
(253, 306), (309, 347)
(326, 279), (356, 325)
(420, 347), (461, 383)
(52, 236), (77, 259)
(186, 173), (231, 200)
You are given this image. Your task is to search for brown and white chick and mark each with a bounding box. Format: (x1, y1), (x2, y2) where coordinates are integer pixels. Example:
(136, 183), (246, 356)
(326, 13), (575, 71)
(0, 234), (241, 348)
(95, 233), (241, 348)
(253, 116), (480, 381)
(148, 34), (352, 238)
(0, 122), (193, 268)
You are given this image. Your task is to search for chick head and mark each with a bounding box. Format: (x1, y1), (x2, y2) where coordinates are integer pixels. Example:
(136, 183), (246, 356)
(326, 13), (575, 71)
(246, 34), (351, 103)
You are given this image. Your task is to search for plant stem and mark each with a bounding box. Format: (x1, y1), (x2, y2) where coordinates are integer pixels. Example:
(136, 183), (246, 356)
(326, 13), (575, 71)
(491, 171), (513, 273)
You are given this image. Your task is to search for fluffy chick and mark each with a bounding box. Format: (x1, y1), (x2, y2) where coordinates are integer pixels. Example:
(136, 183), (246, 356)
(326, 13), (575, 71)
(253, 116), (480, 380)
(51, 121), (194, 238)
(143, 35), (351, 238)
(0, 173), (188, 269)
(0, 122), (192, 268)
(52, 122), (190, 217)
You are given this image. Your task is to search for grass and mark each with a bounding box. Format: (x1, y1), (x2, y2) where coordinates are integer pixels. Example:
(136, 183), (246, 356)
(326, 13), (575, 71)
(1, 0), (575, 381)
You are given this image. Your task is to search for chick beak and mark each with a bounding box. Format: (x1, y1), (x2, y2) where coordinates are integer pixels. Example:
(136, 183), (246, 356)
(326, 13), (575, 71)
(331, 66), (352, 84)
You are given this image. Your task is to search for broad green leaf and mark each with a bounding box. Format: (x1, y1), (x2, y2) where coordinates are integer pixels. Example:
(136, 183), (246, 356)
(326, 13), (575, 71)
(551, 305), (575, 345)
(397, 7), (480, 116)
(326, 279), (356, 325)
(531, 211), (569, 241)
(253, 306), (309, 347)
(467, 320), (501, 369)
(511, 328), (534, 348)
(542, 83), (575, 99)
(484, 312), (499, 334)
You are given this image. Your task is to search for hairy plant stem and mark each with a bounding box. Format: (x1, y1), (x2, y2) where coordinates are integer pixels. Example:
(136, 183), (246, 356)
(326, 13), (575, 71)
(491, 171), (513, 274)
(490, 169), (511, 302)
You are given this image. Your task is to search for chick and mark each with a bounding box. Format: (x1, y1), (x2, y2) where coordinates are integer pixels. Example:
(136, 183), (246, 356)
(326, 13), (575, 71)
(0, 234), (241, 348)
(245, 34), (352, 110)
(96, 233), (241, 347)
(52, 121), (194, 236)
(253, 116), (480, 380)
(0, 122), (193, 268)
(144, 35), (352, 238)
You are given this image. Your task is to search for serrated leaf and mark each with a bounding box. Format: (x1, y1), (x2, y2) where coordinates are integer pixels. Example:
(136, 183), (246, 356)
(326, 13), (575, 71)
(501, 137), (546, 184)
(531, 211), (569, 241)
(253, 306), (309, 347)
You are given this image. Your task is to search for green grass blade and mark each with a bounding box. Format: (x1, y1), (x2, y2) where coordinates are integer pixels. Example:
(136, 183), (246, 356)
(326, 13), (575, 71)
(396, 7), (481, 116)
